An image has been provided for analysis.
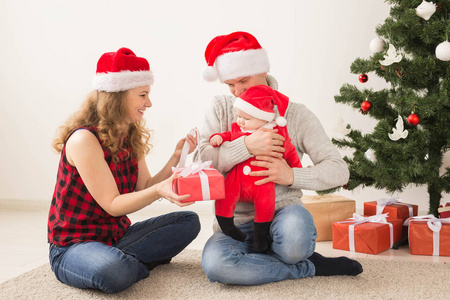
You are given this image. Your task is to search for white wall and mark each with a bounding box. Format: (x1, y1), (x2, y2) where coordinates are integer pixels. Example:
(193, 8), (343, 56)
(1, 0), (448, 213)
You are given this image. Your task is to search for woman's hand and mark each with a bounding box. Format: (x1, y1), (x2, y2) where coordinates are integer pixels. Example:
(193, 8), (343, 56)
(244, 128), (285, 158)
(173, 133), (197, 159)
(155, 174), (195, 207)
(249, 156), (294, 186)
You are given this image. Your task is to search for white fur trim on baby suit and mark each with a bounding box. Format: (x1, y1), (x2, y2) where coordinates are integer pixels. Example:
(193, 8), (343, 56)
(215, 48), (270, 82)
(233, 97), (275, 122)
(92, 70), (154, 92)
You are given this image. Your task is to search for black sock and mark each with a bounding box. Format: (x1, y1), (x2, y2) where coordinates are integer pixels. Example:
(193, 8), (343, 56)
(253, 222), (271, 253)
(307, 252), (363, 276)
(216, 215), (246, 242)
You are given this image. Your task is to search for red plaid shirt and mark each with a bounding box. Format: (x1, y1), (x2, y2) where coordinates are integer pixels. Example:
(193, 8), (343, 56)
(48, 127), (137, 246)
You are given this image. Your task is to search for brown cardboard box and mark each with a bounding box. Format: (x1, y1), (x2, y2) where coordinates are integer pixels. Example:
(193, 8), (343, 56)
(302, 195), (356, 241)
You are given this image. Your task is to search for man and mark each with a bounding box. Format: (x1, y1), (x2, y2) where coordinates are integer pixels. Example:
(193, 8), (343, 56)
(198, 31), (362, 285)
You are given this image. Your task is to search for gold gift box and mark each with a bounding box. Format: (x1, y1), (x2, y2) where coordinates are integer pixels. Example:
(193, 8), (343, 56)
(302, 195), (356, 241)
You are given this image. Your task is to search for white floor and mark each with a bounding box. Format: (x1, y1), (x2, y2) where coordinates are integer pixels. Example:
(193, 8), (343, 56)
(1, 199), (449, 284)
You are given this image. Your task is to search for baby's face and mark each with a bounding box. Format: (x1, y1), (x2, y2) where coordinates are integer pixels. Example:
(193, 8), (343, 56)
(236, 109), (268, 131)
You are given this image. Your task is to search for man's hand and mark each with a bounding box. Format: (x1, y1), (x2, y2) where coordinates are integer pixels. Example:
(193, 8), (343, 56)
(244, 128), (285, 158)
(249, 156), (294, 186)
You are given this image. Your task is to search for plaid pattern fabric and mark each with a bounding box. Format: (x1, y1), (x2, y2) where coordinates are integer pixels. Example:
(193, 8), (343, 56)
(48, 127), (137, 246)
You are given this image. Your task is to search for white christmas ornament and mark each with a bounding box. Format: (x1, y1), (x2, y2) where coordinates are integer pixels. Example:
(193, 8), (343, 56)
(435, 41), (450, 61)
(364, 149), (376, 163)
(380, 44), (402, 66)
(416, 1), (436, 21)
(388, 115), (408, 141)
(370, 37), (385, 53)
(333, 112), (351, 135)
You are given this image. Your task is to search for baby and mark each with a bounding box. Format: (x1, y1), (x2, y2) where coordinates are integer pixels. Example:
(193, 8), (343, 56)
(209, 85), (302, 252)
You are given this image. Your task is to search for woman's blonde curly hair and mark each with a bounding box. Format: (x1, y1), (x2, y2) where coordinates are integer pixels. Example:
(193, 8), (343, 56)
(52, 90), (152, 164)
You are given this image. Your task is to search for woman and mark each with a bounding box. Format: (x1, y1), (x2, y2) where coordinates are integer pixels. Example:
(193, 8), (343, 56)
(48, 47), (200, 293)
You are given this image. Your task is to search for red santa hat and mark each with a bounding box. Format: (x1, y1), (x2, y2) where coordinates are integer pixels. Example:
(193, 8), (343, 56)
(202, 31), (270, 82)
(233, 85), (289, 127)
(92, 47), (154, 92)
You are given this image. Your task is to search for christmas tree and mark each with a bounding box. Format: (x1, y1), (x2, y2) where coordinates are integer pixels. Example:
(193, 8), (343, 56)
(332, 0), (450, 216)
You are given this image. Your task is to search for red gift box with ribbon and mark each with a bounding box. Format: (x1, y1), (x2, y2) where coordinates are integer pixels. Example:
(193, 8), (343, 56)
(438, 203), (450, 218)
(173, 167), (225, 202)
(172, 128), (225, 202)
(404, 215), (450, 256)
(332, 213), (403, 255)
(364, 198), (418, 222)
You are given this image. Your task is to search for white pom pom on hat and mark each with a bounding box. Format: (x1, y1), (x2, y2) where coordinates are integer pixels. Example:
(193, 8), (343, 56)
(276, 116), (287, 127)
(201, 66), (219, 82)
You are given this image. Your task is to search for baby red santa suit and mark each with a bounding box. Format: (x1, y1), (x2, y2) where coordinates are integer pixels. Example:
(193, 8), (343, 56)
(210, 85), (302, 251)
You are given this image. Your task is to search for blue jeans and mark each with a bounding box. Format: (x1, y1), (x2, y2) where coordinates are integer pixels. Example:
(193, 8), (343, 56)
(202, 204), (317, 285)
(49, 211), (200, 293)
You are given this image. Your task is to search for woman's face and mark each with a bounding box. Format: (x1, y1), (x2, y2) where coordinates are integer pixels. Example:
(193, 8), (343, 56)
(124, 85), (151, 124)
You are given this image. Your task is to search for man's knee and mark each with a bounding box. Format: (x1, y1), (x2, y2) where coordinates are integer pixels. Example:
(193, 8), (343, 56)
(202, 236), (241, 283)
(272, 205), (316, 264)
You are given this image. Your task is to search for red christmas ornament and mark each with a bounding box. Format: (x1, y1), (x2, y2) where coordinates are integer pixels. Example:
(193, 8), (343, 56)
(361, 100), (373, 112)
(359, 74), (369, 83)
(407, 113), (420, 126)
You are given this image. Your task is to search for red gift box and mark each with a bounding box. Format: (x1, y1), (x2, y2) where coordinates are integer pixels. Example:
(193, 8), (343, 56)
(173, 167), (225, 202)
(332, 214), (403, 255)
(438, 203), (450, 218)
(406, 216), (450, 256)
(364, 198), (418, 222)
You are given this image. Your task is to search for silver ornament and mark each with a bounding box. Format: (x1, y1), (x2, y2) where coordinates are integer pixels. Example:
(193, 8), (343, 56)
(436, 41), (450, 61)
(370, 37), (385, 53)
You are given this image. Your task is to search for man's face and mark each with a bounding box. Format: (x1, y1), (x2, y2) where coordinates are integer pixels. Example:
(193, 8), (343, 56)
(224, 73), (268, 97)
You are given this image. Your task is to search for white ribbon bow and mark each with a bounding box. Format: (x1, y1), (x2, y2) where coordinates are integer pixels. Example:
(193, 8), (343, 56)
(172, 128), (214, 200)
(404, 215), (450, 256)
(174, 160), (213, 177)
(376, 197), (413, 217)
(339, 213), (393, 252)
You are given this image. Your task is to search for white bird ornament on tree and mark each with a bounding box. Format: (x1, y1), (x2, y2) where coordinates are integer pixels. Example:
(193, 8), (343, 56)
(333, 112), (351, 135)
(388, 115), (408, 141)
(380, 44), (402, 66)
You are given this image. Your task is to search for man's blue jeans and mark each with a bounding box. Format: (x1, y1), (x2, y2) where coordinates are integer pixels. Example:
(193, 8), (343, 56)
(202, 204), (317, 285)
(49, 211), (200, 293)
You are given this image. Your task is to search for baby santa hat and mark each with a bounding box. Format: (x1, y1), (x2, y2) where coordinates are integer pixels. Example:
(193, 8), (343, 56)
(92, 47), (154, 92)
(233, 85), (289, 127)
(202, 31), (270, 82)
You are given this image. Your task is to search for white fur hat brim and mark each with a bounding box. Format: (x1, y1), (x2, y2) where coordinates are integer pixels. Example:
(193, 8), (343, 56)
(233, 97), (275, 121)
(215, 48), (269, 82)
(92, 70), (154, 92)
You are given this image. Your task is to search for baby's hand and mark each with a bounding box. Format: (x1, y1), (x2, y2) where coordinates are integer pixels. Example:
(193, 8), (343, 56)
(209, 135), (223, 147)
